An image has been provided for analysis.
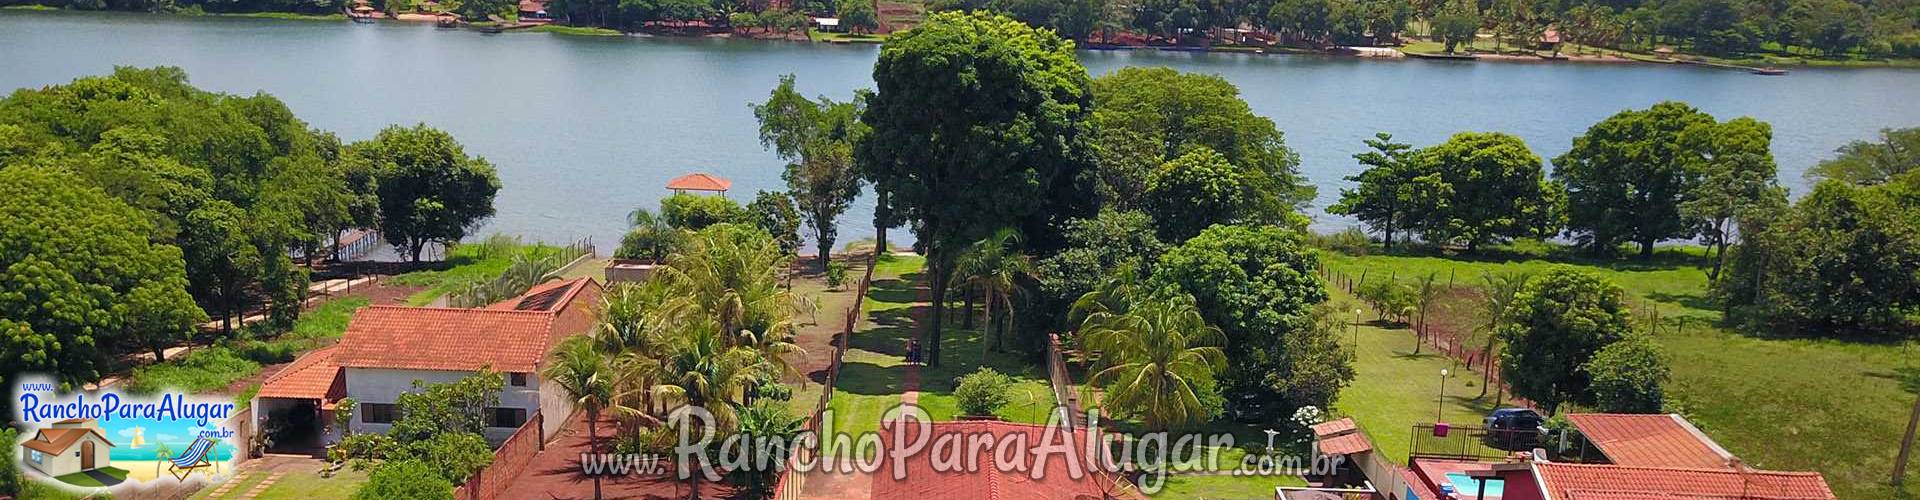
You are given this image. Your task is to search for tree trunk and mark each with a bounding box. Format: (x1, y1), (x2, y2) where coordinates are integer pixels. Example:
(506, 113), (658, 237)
(817, 237), (833, 271)
(589, 406), (604, 500)
(926, 255), (947, 368)
(1894, 393), (1920, 486)
(1383, 219), (1395, 249)
(1477, 339), (1495, 399)
(1639, 239), (1655, 259)
(962, 286), (976, 330)
(1710, 234), (1731, 281)
(153, 345), (168, 363)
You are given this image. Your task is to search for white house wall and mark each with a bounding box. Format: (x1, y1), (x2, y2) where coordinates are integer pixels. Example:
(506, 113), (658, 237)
(344, 367), (544, 444)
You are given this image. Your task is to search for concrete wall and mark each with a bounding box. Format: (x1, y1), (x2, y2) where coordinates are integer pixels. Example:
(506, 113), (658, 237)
(20, 434), (111, 478)
(345, 367), (544, 444)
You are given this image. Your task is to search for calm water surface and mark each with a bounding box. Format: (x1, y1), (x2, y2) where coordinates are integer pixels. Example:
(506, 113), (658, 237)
(5, 10), (1919, 248)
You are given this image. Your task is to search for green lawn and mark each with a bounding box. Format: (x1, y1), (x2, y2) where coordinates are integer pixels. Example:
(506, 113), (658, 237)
(1323, 245), (1920, 499)
(124, 296), (373, 394)
(1328, 289), (1498, 465)
(826, 253), (1058, 455)
(188, 466), (369, 500)
(532, 24), (623, 36)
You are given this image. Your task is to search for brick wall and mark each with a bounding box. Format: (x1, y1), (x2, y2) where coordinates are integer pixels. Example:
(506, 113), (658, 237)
(454, 412), (544, 500)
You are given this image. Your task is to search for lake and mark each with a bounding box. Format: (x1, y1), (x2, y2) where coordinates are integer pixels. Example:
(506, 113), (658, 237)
(5, 9), (1919, 249)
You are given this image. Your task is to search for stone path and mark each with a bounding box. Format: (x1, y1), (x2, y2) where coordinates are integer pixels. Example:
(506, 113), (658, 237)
(201, 471), (251, 499)
(235, 471), (284, 499)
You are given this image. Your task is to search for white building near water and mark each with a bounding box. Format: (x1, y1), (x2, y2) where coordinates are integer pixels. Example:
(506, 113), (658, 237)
(253, 278), (602, 449)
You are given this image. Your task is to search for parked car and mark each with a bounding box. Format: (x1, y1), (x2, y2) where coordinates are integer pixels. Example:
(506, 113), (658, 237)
(1483, 408), (1544, 450)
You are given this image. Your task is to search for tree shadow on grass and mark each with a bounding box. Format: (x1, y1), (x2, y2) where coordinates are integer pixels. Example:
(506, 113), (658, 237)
(832, 362), (912, 395)
(1646, 291), (1716, 312)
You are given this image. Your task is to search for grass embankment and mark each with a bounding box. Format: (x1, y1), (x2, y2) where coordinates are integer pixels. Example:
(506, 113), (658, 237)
(2, 4), (61, 10)
(532, 24), (624, 36)
(206, 11), (343, 21)
(123, 296), (371, 397)
(387, 241), (565, 305)
(186, 466), (370, 500)
(1326, 288), (1498, 465)
(826, 254), (1055, 456)
(1322, 245), (1920, 499)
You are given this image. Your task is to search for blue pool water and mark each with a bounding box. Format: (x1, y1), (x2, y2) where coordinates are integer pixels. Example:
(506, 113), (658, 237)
(1445, 472), (1505, 497)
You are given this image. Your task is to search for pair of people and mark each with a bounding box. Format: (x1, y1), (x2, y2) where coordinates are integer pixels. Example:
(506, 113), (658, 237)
(904, 338), (922, 364)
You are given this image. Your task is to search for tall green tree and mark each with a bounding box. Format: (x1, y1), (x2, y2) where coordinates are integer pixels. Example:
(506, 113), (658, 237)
(1496, 268), (1635, 414)
(1584, 334), (1669, 413)
(857, 11), (1096, 367)
(1327, 132), (1426, 248)
(355, 124), (502, 262)
(1415, 132), (1563, 252)
(1554, 102), (1717, 257)
(750, 75), (866, 268)
(1678, 117), (1785, 280)
(182, 200), (265, 335)
(1716, 180), (1920, 332)
(1431, 0), (1481, 52)
(0, 168), (204, 389)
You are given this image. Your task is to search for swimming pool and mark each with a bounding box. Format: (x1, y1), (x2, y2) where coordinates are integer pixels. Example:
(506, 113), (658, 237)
(1445, 471), (1505, 497)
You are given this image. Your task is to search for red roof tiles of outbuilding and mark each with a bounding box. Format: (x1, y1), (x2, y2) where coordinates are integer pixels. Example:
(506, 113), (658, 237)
(1565, 413), (1734, 470)
(666, 173), (732, 192)
(257, 346), (345, 401)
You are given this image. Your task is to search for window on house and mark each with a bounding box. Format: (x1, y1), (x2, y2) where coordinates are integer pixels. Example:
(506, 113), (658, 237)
(488, 407), (528, 428)
(361, 402), (398, 424)
(509, 372), (528, 387)
(29, 450), (42, 464)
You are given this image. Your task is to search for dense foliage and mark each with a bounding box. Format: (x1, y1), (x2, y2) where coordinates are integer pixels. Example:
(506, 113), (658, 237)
(354, 124), (502, 262)
(1090, 67), (1311, 214)
(953, 367), (1017, 416)
(1334, 131), (1562, 252)
(1716, 175), (1920, 333)
(858, 11), (1095, 366)
(353, 460), (455, 500)
(1496, 268), (1636, 414)
(746, 190), (803, 255)
(661, 192), (749, 230)
(1151, 225), (1351, 418)
(1584, 334), (1670, 413)
(1807, 126), (1920, 186)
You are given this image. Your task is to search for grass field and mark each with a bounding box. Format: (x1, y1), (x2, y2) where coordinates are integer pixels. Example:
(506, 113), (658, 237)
(123, 296), (372, 394)
(1152, 473), (1308, 499)
(826, 254), (1057, 456)
(1322, 245), (1920, 499)
(532, 24), (623, 36)
(1327, 289), (1501, 464)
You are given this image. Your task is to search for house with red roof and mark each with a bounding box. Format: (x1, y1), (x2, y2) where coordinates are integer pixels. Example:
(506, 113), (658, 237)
(253, 278), (602, 448)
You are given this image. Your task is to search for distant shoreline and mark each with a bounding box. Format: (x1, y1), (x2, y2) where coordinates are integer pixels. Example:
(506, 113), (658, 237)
(8, 6), (1920, 70)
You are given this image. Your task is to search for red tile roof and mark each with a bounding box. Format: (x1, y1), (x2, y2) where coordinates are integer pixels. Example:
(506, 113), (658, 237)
(1318, 432), (1372, 456)
(257, 346), (347, 403)
(665, 173), (732, 192)
(486, 278), (590, 311)
(1533, 463), (1836, 500)
(1566, 413), (1734, 470)
(1310, 417), (1356, 437)
(871, 420), (1128, 500)
(335, 279), (600, 373)
(336, 307), (562, 373)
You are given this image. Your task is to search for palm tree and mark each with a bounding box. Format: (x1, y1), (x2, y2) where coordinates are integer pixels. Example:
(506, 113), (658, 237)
(544, 336), (616, 500)
(1079, 293), (1227, 432)
(652, 322), (766, 500)
(1472, 272), (1529, 401)
(952, 228), (1035, 353)
(658, 225), (796, 350)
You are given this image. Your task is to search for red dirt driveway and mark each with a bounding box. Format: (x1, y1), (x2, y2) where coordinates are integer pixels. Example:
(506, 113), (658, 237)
(500, 412), (739, 500)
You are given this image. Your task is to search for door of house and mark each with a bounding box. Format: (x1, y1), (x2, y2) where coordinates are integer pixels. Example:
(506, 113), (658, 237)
(81, 440), (95, 469)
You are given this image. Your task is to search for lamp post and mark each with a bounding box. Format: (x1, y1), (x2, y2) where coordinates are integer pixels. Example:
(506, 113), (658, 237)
(1437, 368), (1450, 423)
(1351, 308), (1363, 346)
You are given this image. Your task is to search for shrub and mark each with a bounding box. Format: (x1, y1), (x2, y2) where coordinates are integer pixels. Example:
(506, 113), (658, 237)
(1307, 227), (1376, 255)
(231, 340), (300, 364)
(1497, 268), (1635, 414)
(1585, 335), (1670, 413)
(661, 193), (749, 230)
(354, 460), (454, 500)
(953, 367), (1015, 417)
(825, 261), (848, 290)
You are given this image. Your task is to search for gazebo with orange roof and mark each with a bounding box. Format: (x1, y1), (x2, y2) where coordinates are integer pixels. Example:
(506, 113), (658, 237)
(666, 173), (732, 195)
